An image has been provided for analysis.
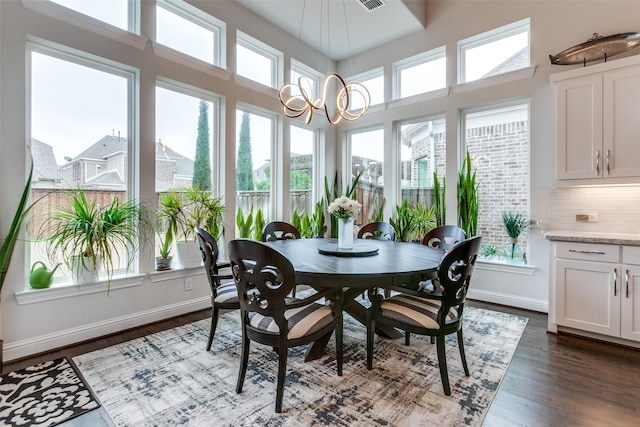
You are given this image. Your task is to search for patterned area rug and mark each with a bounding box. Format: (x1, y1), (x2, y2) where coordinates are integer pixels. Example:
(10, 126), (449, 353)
(0, 357), (100, 426)
(74, 307), (527, 426)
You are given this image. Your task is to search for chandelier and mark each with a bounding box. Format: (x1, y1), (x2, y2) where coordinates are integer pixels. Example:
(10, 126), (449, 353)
(278, 1), (371, 125)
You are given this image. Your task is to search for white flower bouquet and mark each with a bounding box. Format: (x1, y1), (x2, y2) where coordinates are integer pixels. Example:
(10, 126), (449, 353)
(328, 196), (362, 220)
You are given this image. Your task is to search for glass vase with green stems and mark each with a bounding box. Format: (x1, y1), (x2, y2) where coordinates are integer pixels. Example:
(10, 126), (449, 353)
(457, 151), (478, 237)
(502, 212), (526, 259)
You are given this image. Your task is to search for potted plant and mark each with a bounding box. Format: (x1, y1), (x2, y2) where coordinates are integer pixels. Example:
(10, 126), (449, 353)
(236, 206), (253, 238)
(502, 212), (526, 261)
(155, 228), (173, 271)
(309, 200), (327, 238)
(390, 199), (415, 242)
(157, 187), (224, 268)
(41, 188), (148, 286)
(433, 171), (445, 227)
(458, 151), (478, 237)
(411, 203), (436, 242)
(251, 208), (266, 241)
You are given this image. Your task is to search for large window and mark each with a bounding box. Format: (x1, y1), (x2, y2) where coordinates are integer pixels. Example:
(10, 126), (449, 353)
(156, 0), (225, 67)
(49, 0), (132, 31)
(458, 18), (530, 84)
(290, 125), (316, 217)
(236, 108), (275, 228)
(29, 45), (133, 282)
(394, 47), (446, 99)
(350, 128), (384, 224)
(236, 32), (282, 88)
(399, 117), (446, 206)
(462, 102), (529, 264)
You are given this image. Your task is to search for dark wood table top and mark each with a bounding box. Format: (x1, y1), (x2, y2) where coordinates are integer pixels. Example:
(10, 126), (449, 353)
(267, 238), (444, 289)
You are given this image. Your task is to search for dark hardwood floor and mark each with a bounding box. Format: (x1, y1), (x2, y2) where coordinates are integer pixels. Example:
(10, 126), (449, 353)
(3, 301), (639, 426)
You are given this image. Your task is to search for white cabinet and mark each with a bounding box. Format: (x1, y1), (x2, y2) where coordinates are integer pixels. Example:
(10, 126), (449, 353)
(553, 241), (640, 343)
(553, 56), (640, 184)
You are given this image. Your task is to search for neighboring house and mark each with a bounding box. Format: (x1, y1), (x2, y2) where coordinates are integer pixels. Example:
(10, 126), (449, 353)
(54, 135), (194, 191)
(30, 138), (62, 189)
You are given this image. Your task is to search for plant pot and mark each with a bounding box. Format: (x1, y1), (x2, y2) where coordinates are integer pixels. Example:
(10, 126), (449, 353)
(155, 256), (173, 271)
(70, 255), (101, 285)
(176, 241), (202, 268)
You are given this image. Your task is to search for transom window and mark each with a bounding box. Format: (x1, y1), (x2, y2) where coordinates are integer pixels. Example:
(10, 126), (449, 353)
(291, 59), (322, 101)
(393, 47), (446, 99)
(236, 31), (282, 89)
(458, 18), (530, 84)
(156, 0), (226, 67)
(348, 68), (384, 110)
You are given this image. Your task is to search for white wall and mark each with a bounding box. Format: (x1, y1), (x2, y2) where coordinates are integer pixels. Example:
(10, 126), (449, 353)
(2, 0), (640, 361)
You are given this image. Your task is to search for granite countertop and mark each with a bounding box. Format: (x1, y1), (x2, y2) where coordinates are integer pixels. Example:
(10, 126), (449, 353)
(545, 230), (640, 245)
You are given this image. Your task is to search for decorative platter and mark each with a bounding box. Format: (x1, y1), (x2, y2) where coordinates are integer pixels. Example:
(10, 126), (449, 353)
(549, 32), (640, 66)
(318, 242), (379, 257)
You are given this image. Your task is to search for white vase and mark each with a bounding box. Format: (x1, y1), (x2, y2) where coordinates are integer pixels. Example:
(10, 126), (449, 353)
(337, 217), (354, 249)
(176, 241), (203, 268)
(70, 255), (101, 285)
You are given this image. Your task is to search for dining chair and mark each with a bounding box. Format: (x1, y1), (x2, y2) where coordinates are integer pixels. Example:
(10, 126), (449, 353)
(422, 225), (466, 250)
(195, 227), (239, 352)
(227, 238), (343, 413)
(261, 221), (301, 242)
(358, 221), (396, 241)
(366, 235), (482, 396)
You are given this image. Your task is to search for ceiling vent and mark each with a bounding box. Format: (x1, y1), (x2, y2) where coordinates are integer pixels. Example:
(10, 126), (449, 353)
(357, 0), (385, 12)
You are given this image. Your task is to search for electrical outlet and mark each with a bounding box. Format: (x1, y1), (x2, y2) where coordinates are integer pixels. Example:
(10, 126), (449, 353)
(184, 277), (193, 291)
(576, 213), (599, 223)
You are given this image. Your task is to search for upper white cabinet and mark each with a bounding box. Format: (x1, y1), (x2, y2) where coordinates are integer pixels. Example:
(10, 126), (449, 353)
(552, 56), (640, 184)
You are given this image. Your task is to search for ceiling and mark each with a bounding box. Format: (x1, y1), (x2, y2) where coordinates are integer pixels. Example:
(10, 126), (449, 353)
(234, 0), (427, 61)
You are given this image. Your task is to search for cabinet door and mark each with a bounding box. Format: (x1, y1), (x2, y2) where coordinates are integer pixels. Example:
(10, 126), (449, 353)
(621, 266), (640, 342)
(555, 75), (603, 180)
(555, 259), (620, 336)
(603, 65), (640, 178)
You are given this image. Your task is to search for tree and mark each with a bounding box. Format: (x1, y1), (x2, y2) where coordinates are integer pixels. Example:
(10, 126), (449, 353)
(236, 112), (254, 191)
(192, 100), (212, 190)
(290, 170), (312, 190)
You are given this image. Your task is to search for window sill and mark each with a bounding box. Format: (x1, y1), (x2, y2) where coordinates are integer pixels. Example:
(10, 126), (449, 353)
(476, 258), (535, 275)
(15, 274), (145, 305)
(152, 43), (231, 81)
(452, 65), (537, 94)
(21, 0), (148, 51)
(388, 87), (450, 109)
(149, 266), (206, 283)
(233, 74), (279, 96)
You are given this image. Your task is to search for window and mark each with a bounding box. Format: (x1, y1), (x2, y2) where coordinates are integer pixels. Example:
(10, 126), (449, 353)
(290, 125), (316, 217)
(29, 45), (133, 282)
(236, 108), (275, 227)
(458, 18), (530, 84)
(350, 128), (384, 224)
(394, 47), (446, 99)
(399, 116), (446, 207)
(236, 32), (282, 88)
(48, 0), (132, 31)
(156, 0), (225, 67)
(462, 102), (529, 264)
(348, 68), (384, 110)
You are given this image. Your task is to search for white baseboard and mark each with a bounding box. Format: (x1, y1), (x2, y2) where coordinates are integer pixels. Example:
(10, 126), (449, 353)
(467, 288), (548, 313)
(4, 297), (211, 362)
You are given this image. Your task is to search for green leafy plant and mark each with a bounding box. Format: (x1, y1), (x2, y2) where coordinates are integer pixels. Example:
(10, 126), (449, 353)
(457, 151), (478, 237)
(310, 199), (327, 237)
(411, 203), (436, 241)
(324, 170), (363, 238)
(369, 197), (385, 223)
(252, 208), (266, 241)
(503, 212), (526, 259)
(41, 188), (149, 286)
(1, 154), (38, 298)
(157, 187), (224, 243)
(433, 171), (446, 227)
(156, 228), (173, 260)
(390, 199), (415, 242)
(481, 244), (500, 259)
(236, 206), (254, 238)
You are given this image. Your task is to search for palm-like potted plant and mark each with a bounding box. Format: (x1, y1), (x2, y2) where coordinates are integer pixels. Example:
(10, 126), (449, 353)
(41, 188), (148, 286)
(502, 212), (526, 260)
(155, 228), (174, 270)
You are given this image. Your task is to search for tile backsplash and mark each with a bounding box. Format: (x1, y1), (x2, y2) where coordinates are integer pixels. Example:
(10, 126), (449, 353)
(548, 186), (640, 233)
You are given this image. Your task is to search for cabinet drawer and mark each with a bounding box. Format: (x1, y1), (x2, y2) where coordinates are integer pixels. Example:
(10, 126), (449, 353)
(622, 246), (640, 265)
(555, 242), (620, 262)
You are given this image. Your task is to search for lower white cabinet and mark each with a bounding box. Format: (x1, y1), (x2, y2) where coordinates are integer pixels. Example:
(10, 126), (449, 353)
(553, 241), (640, 343)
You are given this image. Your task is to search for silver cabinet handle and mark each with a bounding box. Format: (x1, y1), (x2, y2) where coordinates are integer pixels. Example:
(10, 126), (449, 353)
(595, 150), (600, 176)
(568, 249), (606, 255)
(606, 149), (610, 176)
(626, 269), (630, 298)
(614, 268), (618, 296)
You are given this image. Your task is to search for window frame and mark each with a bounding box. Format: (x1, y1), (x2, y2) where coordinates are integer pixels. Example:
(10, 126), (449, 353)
(457, 18), (530, 84)
(290, 59), (323, 102)
(392, 46), (446, 100)
(347, 67), (385, 108)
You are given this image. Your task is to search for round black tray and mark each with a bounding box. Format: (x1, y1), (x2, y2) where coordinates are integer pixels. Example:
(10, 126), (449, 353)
(318, 242), (379, 257)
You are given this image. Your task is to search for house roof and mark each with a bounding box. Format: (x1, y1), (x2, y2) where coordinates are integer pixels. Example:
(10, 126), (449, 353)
(30, 138), (61, 186)
(68, 135), (127, 162)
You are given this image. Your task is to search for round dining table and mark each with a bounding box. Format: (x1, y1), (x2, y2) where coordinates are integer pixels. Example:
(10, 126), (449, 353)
(266, 238), (445, 360)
